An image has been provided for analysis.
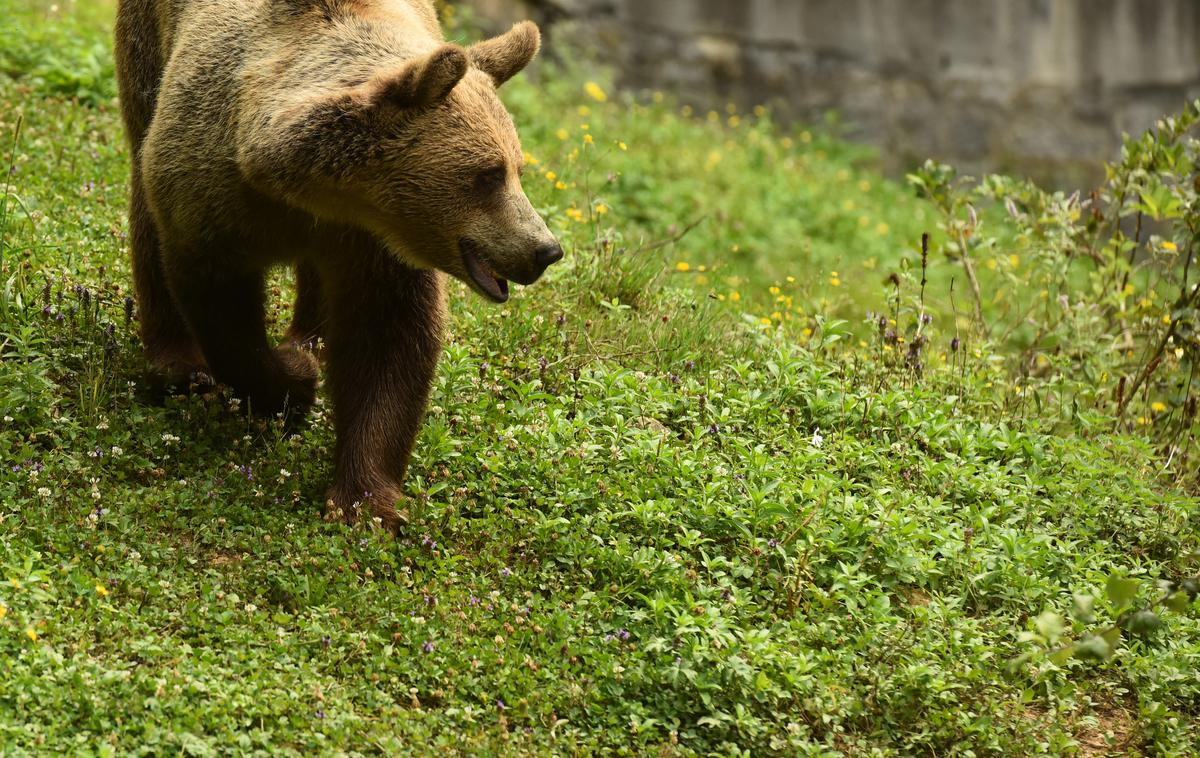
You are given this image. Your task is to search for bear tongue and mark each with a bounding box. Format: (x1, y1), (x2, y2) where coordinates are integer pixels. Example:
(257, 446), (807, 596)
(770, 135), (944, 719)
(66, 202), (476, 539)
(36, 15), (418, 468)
(462, 249), (509, 303)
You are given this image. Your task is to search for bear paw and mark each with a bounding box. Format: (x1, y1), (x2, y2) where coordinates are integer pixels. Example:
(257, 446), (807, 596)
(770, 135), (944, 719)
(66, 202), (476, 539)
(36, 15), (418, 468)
(245, 345), (319, 421)
(324, 487), (409, 535)
(146, 346), (215, 396)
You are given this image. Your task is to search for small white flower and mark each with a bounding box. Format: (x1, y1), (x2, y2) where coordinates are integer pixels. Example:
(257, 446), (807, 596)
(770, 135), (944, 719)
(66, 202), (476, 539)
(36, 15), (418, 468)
(36, 487), (51, 498)
(279, 468), (291, 478)
(110, 446), (123, 456)
(811, 428), (824, 449)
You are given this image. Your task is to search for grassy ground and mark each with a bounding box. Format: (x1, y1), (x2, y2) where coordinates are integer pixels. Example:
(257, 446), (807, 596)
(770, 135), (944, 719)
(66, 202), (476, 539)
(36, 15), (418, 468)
(1, 0), (1198, 755)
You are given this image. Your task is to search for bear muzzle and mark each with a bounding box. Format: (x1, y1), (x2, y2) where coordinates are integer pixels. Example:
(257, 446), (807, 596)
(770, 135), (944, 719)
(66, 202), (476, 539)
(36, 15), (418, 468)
(460, 239), (563, 303)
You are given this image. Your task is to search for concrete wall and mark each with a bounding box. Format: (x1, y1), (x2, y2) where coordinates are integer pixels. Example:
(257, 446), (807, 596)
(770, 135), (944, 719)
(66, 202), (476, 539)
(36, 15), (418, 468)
(464, 0), (1200, 188)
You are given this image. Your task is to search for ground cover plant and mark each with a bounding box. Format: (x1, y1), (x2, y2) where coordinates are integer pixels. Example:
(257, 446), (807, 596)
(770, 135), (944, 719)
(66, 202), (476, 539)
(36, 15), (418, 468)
(1, 0), (1198, 754)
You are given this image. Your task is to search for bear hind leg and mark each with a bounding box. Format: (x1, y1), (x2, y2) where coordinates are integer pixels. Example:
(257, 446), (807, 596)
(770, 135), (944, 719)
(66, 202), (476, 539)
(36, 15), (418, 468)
(286, 257), (326, 350)
(165, 254), (318, 421)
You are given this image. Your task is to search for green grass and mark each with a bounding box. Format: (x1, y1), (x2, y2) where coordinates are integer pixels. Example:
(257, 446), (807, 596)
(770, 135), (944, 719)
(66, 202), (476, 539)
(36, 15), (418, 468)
(1, 0), (1198, 754)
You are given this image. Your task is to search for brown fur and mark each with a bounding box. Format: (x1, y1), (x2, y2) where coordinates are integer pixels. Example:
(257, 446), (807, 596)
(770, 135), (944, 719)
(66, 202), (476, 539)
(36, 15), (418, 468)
(115, 0), (559, 530)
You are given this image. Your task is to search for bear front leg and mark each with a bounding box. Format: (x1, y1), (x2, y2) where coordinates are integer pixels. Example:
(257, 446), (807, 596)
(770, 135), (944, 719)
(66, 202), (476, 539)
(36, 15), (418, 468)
(128, 165), (209, 387)
(164, 253), (318, 420)
(319, 240), (446, 532)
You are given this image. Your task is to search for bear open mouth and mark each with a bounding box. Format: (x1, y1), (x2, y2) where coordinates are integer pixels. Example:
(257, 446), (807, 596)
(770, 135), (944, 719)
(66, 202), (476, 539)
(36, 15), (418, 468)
(461, 246), (510, 303)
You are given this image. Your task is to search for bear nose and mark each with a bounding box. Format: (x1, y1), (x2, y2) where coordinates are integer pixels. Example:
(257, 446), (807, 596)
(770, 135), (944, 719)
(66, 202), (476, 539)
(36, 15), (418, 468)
(534, 243), (564, 271)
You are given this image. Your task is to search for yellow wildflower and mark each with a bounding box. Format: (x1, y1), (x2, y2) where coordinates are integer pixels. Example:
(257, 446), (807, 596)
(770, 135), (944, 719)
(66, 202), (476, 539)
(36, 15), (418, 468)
(728, 116), (741, 128)
(1009, 254), (1021, 268)
(523, 151), (540, 166)
(618, 141), (628, 151)
(584, 81), (608, 102)
(697, 265), (707, 272)
(595, 203), (608, 215)
(769, 286), (781, 295)
(0, 605), (6, 620)
(876, 223), (890, 236)
(707, 111), (720, 123)
(675, 262), (691, 272)
(1151, 401), (1168, 413)
(556, 128), (569, 141)
(1163, 314), (1172, 325)
(759, 317), (772, 326)
(583, 134), (594, 145)
(555, 181), (567, 190)
(730, 291), (742, 302)
(25, 627), (37, 642)
(1163, 241), (1178, 252)
(95, 583), (109, 597)
(545, 171), (557, 181)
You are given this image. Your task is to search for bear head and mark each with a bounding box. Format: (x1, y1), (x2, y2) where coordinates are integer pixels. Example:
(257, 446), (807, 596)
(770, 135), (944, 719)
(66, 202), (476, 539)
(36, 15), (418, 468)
(255, 21), (561, 303)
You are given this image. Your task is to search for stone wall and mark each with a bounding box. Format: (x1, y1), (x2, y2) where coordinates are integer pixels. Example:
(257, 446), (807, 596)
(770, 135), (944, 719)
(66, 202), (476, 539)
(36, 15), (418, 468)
(463, 0), (1200, 188)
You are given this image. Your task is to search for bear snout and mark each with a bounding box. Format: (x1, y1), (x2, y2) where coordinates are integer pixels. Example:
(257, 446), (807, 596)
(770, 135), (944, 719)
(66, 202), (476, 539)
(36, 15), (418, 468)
(532, 242), (564, 275)
(508, 242), (563, 286)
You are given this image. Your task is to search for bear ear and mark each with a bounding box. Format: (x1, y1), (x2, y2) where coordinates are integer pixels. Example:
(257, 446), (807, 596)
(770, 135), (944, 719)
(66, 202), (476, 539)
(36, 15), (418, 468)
(372, 44), (469, 109)
(469, 21), (541, 88)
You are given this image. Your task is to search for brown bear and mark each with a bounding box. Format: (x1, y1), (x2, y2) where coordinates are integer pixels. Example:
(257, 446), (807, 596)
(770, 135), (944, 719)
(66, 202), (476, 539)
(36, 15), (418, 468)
(114, 0), (562, 530)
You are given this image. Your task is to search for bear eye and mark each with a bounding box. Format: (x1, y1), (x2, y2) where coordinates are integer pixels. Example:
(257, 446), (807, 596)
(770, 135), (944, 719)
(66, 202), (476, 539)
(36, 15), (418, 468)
(474, 166), (507, 193)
